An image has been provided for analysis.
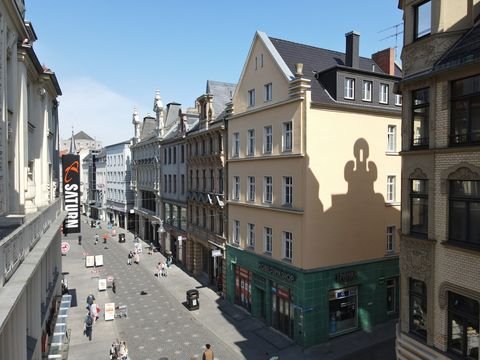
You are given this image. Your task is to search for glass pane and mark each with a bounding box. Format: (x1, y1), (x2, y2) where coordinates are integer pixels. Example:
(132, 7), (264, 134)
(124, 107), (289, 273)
(416, 1), (431, 38)
(411, 197), (428, 234)
(451, 181), (480, 197)
(411, 279), (426, 295)
(452, 100), (469, 143)
(412, 179), (427, 194)
(469, 202), (480, 245)
(472, 97), (480, 142)
(466, 319), (479, 359)
(450, 201), (467, 241)
(450, 314), (464, 355)
(411, 294), (427, 338)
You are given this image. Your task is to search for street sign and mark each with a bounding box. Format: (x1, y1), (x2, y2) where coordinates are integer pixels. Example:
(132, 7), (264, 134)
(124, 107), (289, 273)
(61, 242), (70, 254)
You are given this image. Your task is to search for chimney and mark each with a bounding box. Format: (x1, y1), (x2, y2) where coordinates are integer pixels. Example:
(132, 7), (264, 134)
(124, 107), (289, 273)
(372, 48), (396, 75)
(345, 31), (360, 68)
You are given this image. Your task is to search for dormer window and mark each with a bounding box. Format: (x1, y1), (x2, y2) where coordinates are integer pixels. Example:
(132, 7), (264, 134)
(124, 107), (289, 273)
(362, 80), (372, 102)
(380, 83), (389, 104)
(414, 1), (431, 40)
(248, 89), (255, 107)
(264, 83), (272, 102)
(344, 78), (355, 99)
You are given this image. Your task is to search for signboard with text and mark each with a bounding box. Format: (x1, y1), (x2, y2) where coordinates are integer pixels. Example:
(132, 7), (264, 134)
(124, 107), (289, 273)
(85, 256), (95, 267)
(62, 154), (81, 234)
(104, 302), (115, 321)
(98, 279), (107, 291)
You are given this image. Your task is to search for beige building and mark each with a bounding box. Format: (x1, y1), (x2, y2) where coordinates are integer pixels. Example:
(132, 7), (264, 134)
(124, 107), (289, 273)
(225, 30), (402, 347)
(396, 1), (480, 359)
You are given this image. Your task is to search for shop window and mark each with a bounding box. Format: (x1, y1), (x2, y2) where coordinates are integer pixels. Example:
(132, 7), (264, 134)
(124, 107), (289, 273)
(271, 283), (294, 338)
(448, 292), (479, 359)
(329, 287), (358, 335)
(234, 266), (252, 312)
(386, 278), (398, 314)
(409, 278), (427, 340)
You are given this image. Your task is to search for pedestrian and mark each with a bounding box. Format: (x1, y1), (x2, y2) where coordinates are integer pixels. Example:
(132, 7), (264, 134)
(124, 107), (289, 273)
(163, 261), (168, 277)
(148, 241), (153, 255)
(134, 251), (140, 264)
(161, 262), (166, 277)
(95, 234), (99, 245)
(112, 280), (116, 294)
(84, 311), (93, 341)
(202, 343), (214, 360)
(86, 294), (95, 307)
(109, 342), (118, 359)
(118, 341), (128, 360)
(127, 251), (133, 265)
(155, 262), (161, 278)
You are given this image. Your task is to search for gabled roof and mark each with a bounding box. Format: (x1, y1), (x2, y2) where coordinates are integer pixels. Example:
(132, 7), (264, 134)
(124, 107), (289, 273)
(434, 20), (480, 71)
(206, 80), (236, 120)
(140, 116), (157, 140)
(269, 37), (387, 103)
(73, 131), (94, 141)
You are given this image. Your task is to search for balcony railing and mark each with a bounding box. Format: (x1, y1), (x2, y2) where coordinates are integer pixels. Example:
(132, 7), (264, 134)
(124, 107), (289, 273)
(0, 198), (62, 285)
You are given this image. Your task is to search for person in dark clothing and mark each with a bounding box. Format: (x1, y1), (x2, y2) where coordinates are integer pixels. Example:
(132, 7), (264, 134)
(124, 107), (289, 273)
(84, 311), (93, 341)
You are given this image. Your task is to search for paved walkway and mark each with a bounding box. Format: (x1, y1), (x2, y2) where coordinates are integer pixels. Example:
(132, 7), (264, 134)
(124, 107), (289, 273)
(61, 216), (396, 360)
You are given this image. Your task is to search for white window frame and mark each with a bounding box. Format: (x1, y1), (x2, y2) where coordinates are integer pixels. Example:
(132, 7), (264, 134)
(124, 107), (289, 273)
(387, 176), (396, 202)
(386, 226), (395, 253)
(247, 129), (255, 156)
(380, 83), (389, 104)
(247, 223), (255, 248)
(283, 176), (293, 206)
(283, 231), (293, 260)
(283, 121), (292, 152)
(264, 227), (272, 254)
(387, 125), (397, 152)
(264, 126), (272, 154)
(344, 78), (355, 99)
(248, 89), (255, 107)
(232, 176), (240, 200)
(362, 80), (372, 101)
(233, 220), (240, 245)
(264, 83), (272, 102)
(264, 176), (273, 203)
(395, 94), (402, 106)
(232, 132), (240, 157)
(247, 176), (255, 202)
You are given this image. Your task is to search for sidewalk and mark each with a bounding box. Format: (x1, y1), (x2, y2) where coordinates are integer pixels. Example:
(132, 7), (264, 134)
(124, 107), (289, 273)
(62, 216), (396, 360)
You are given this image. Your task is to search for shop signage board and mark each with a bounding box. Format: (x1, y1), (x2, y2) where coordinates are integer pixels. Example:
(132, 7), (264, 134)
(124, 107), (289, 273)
(104, 303), (115, 321)
(258, 262), (296, 282)
(95, 255), (104, 267)
(62, 154), (81, 234)
(98, 279), (107, 291)
(211, 249), (222, 257)
(85, 256), (95, 267)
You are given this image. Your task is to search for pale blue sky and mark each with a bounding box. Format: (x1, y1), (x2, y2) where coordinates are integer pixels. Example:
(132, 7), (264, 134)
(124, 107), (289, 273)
(27, 0), (403, 146)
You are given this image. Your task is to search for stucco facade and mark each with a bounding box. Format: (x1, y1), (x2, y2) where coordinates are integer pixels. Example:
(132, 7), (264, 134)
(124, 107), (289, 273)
(225, 31), (402, 347)
(396, 1), (480, 359)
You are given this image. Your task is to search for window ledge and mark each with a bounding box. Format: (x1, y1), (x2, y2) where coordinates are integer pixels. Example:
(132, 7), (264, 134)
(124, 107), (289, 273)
(263, 251), (272, 256)
(385, 251), (397, 257)
(247, 246), (255, 250)
(282, 257), (292, 263)
(443, 240), (480, 253)
(385, 151), (400, 156)
(385, 201), (400, 207)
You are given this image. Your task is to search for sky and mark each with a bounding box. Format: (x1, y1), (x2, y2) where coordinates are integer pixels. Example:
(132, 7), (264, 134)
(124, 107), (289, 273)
(26, 1), (403, 146)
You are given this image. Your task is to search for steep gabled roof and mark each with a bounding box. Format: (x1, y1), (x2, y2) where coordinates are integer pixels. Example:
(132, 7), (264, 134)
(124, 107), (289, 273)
(73, 131), (94, 141)
(269, 37), (384, 103)
(140, 116), (157, 140)
(206, 80), (236, 121)
(434, 20), (480, 71)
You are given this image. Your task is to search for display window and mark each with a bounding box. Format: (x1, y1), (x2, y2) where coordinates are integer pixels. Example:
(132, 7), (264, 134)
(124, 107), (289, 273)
(409, 278), (427, 340)
(328, 286), (358, 335)
(235, 266), (252, 312)
(271, 283), (294, 338)
(448, 292), (479, 359)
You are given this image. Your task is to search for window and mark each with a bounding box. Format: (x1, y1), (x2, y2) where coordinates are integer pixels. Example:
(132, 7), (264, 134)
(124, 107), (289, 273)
(173, 175), (177, 193)
(168, 148), (172, 164)
(386, 278), (398, 314)
(248, 89), (255, 107)
(168, 174), (172, 193)
(409, 279), (427, 340)
(362, 80), (372, 102)
(380, 83), (389, 104)
(264, 126), (272, 154)
(283, 121), (292, 152)
(202, 169), (206, 191)
(233, 220), (240, 244)
(344, 78), (355, 99)
(264, 227), (272, 254)
(181, 145), (185, 163)
(283, 176), (293, 206)
(283, 231), (293, 260)
(210, 210), (215, 232)
(219, 169), (224, 194)
(233, 176), (240, 200)
(264, 176), (273, 203)
(173, 147), (177, 164)
(181, 174), (185, 194)
(232, 132), (240, 157)
(264, 83), (272, 102)
(387, 176), (396, 202)
(261, 53), (264, 68)
(412, 88), (429, 147)
(450, 74), (480, 146)
(247, 129), (255, 156)
(395, 94), (402, 106)
(247, 223), (255, 248)
(414, 0), (431, 40)
(387, 125), (397, 152)
(411, 179), (428, 236)
(386, 226), (395, 253)
(247, 176), (255, 202)
(210, 169), (214, 192)
(447, 292), (479, 358)
(449, 180), (480, 246)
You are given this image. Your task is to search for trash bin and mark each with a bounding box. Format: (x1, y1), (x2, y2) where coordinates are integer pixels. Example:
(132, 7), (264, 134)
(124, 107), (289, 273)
(118, 233), (126, 243)
(186, 289), (199, 310)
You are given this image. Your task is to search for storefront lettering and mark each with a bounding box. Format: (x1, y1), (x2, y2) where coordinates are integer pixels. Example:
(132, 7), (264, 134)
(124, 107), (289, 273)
(335, 270), (357, 283)
(258, 263), (296, 282)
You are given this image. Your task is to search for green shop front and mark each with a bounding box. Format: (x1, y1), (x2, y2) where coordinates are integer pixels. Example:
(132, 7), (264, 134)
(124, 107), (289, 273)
(226, 245), (399, 347)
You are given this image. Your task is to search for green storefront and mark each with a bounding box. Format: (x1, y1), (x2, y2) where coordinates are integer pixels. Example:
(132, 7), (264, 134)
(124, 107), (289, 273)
(226, 245), (399, 347)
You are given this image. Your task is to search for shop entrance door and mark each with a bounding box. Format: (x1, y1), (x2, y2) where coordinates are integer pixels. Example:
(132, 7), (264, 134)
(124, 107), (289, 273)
(258, 289), (266, 321)
(278, 296), (291, 337)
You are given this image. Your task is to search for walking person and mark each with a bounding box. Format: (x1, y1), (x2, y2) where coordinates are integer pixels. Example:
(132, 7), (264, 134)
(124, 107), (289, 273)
(95, 234), (99, 245)
(202, 343), (214, 360)
(84, 311), (93, 341)
(155, 262), (161, 278)
(127, 251), (133, 265)
(118, 341), (128, 360)
(134, 251), (140, 264)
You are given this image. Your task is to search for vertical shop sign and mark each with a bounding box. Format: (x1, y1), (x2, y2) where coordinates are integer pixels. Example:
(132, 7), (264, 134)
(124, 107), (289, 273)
(62, 154), (81, 234)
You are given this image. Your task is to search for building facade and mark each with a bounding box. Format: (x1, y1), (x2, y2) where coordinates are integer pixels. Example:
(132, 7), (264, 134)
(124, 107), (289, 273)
(396, 1), (480, 359)
(94, 148), (107, 221)
(185, 80), (235, 288)
(225, 30), (402, 347)
(0, 0), (64, 358)
(105, 141), (134, 230)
